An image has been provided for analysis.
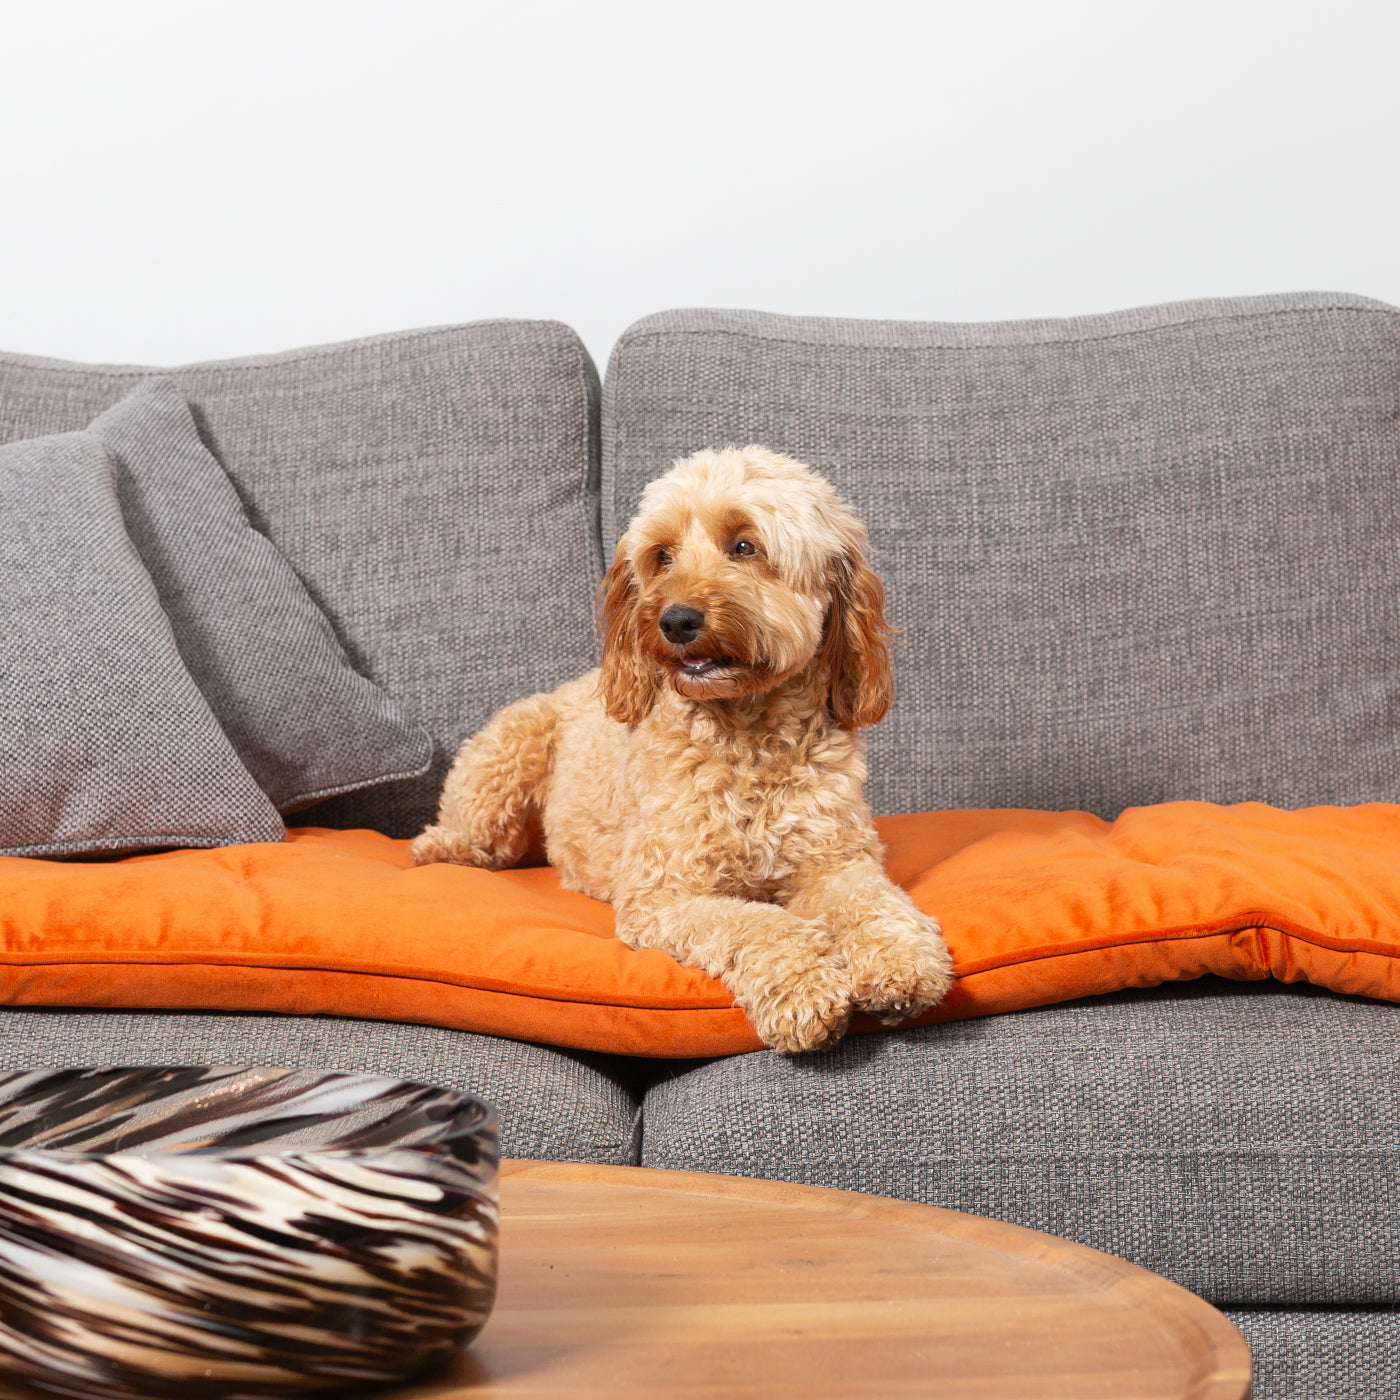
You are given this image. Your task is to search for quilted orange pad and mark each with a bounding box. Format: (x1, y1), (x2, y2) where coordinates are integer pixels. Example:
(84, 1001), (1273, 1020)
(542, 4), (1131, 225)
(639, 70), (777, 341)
(3, 802), (1399, 1057)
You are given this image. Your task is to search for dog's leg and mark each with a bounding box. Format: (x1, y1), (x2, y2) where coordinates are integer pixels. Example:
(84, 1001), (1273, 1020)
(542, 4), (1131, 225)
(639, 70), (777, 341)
(615, 894), (853, 1054)
(410, 691), (561, 869)
(786, 859), (954, 1025)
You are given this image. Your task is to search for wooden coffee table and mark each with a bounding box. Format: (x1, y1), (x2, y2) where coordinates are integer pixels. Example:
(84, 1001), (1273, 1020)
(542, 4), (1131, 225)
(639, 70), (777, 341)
(391, 1159), (1251, 1399)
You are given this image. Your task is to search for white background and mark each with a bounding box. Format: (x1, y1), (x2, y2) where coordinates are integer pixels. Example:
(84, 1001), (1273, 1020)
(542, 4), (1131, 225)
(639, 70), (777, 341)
(2, 0), (1395, 373)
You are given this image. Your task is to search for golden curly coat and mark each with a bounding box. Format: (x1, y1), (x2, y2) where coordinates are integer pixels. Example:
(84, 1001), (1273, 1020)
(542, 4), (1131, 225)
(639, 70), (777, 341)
(412, 447), (953, 1052)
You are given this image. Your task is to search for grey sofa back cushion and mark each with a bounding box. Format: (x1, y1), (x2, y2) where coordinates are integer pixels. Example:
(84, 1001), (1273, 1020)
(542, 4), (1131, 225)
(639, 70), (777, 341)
(604, 293), (1400, 816)
(0, 322), (602, 838)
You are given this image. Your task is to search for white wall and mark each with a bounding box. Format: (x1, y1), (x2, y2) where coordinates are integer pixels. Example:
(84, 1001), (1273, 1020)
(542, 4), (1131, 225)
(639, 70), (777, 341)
(2, 0), (1395, 372)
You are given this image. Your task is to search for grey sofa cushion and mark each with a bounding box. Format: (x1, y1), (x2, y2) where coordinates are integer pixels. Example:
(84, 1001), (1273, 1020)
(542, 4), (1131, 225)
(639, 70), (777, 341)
(1226, 1309), (1399, 1400)
(0, 321), (602, 838)
(0, 430), (285, 856)
(639, 978), (1400, 1308)
(89, 378), (431, 812)
(0, 1008), (642, 1165)
(604, 294), (1400, 816)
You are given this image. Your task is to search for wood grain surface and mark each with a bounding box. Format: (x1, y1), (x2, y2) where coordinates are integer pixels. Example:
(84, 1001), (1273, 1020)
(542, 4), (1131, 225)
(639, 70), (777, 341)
(390, 1159), (1252, 1399)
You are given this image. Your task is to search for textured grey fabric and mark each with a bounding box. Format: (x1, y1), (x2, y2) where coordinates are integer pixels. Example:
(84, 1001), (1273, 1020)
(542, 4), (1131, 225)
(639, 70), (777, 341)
(639, 978), (1400, 1307)
(603, 293), (1400, 816)
(1226, 1308), (1399, 1400)
(0, 1008), (642, 1165)
(89, 378), (431, 812)
(0, 431), (284, 855)
(0, 321), (602, 838)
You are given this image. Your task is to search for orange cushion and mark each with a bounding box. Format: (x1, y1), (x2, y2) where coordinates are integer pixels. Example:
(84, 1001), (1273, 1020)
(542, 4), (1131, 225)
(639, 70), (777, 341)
(2, 802), (1399, 1057)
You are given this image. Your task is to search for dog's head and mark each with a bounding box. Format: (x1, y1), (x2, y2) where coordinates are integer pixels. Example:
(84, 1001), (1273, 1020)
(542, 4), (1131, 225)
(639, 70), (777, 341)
(598, 447), (893, 729)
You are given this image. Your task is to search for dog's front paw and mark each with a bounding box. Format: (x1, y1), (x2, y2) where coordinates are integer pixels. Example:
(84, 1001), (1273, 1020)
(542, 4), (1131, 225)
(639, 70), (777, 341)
(845, 912), (955, 1025)
(739, 953), (853, 1054)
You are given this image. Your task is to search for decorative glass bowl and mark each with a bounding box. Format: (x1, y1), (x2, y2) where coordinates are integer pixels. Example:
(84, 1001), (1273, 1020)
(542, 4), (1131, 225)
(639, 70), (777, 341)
(0, 1066), (498, 1399)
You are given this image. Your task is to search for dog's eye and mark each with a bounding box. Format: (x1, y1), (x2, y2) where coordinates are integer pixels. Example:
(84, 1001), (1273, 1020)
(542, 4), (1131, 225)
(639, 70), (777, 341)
(731, 539), (757, 558)
(654, 548), (673, 570)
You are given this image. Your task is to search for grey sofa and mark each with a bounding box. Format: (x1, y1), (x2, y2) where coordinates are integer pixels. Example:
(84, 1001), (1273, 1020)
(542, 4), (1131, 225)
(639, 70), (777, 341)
(3, 291), (1398, 1399)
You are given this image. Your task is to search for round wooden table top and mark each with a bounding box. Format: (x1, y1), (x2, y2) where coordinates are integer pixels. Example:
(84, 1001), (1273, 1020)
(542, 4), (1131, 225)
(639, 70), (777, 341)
(393, 1159), (1251, 1400)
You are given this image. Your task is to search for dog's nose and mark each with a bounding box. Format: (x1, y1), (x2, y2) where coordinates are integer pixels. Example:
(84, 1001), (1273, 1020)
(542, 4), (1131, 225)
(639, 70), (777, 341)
(659, 604), (705, 645)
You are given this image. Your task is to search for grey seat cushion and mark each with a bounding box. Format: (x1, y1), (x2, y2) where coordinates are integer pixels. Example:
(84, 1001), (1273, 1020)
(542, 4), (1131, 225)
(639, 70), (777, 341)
(0, 1008), (641, 1165)
(639, 978), (1400, 1308)
(0, 429), (284, 855)
(1226, 1309), (1399, 1400)
(0, 321), (602, 838)
(604, 294), (1400, 816)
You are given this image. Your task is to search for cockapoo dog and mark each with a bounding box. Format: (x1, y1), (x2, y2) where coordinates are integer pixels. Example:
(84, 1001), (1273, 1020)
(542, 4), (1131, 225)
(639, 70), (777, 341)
(412, 447), (953, 1052)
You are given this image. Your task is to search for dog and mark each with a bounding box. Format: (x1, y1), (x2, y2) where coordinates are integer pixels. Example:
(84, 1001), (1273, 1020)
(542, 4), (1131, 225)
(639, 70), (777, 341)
(411, 446), (953, 1052)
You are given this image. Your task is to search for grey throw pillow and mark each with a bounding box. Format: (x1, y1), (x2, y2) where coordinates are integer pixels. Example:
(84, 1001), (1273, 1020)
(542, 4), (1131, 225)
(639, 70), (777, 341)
(0, 432), (286, 856)
(88, 379), (432, 813)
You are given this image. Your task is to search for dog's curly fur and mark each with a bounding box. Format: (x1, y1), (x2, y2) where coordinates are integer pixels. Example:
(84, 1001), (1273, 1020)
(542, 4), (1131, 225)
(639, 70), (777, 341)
(412, 447), (953, 1052)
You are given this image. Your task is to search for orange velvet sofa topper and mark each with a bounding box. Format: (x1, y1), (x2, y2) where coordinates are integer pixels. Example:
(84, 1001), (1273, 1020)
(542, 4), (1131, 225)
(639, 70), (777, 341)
(2, 800), (1398, 1057)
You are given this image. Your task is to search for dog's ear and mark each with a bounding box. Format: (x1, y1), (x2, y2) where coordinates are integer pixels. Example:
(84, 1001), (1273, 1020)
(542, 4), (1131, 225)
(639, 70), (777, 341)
(818, 547), (894, 730)
(596, 544), (661, 726)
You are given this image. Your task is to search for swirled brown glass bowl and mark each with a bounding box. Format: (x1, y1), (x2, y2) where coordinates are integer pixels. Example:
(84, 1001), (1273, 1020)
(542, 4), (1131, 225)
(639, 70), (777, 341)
(0, 1066), (498, 1399)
